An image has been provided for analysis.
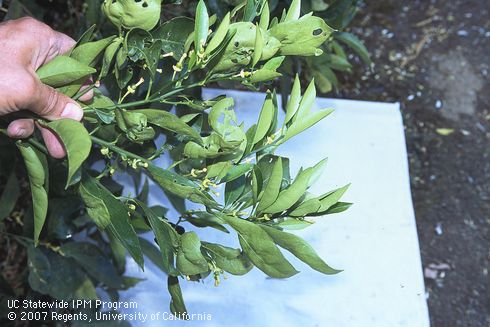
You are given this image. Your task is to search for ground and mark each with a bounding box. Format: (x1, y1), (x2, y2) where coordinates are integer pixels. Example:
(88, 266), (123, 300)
(334, 1), (489, 325)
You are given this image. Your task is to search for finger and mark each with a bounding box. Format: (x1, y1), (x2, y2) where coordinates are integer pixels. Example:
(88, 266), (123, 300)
(3, 17), (76, 68)
(38, 124), (66, 159)
(44, 30), (77, 64)
(28, 79), (84, 121)
(7, 119), (35, 138)
(78, 78), (95, 102)
(79, 88), (94, 102)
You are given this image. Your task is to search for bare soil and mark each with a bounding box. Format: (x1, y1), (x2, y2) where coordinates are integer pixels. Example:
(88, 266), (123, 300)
(334, 1), (490, 326)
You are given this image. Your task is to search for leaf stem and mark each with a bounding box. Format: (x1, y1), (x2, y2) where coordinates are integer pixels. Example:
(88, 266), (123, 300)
(145, 79), (153, 101)
(91, 81), (204, 111)
(1, 129), (49, 156)
(26, 137), (50, 156)
(90, 135), (149, 163)
(74, 84), (97, 101)
(167, 159), (185, 170)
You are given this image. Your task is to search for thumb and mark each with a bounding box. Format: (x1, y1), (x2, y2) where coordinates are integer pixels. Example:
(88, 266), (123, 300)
(27, 80), (84, 159)
(29, 80), (84, 121)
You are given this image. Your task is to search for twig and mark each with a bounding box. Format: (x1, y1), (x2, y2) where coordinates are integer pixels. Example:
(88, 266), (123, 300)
(91, 135), (149, 163)
(414, 17), (434, 28)
(401, 33), (432, 68)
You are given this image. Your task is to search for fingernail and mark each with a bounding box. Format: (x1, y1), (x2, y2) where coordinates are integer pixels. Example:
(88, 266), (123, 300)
(61, 103), (83, 121)
(11, 128), (27, 138)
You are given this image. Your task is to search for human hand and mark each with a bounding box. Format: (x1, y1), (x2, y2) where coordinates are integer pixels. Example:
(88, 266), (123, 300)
(0, 17), (93, 158)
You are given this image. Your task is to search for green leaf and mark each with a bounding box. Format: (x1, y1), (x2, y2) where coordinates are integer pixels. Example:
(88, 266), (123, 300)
(289, 198), (322, 217)
(45, 197), (81, 240)
(107, 230), (126, 272)
(36, 56), (96, 87)
(176, 232), (209, 275)
(243, 124), (257, 157)
(252, 93), (274, 145)
(100, 37), (123, 79)
(331, 40), (347, 58)
(75, 24), (96, 45)
(202, 242), (253, 275)
(208, 97), (235, 133)
(256, 157), (283, 212)
(282, 109), (334, 144)
(311, 66), (334, 93)
(70, 36), (117, 67)
(327, 54), (353, 71)
(220, 163), (253, 183)
(275, 218), (315, 230)
(153, 17), (195, 60)
(61, 242), (123, 289)
(195, 0), (209, 52)
(0, 170), (20, 221)
(79, 175), (143, 268)
(147, 164), (217, 208)
(124, 28), (152, 62)
(79, 180), (111, 230)
(122, 276), (145, 290)
(205, 162), (232, 180)
(284, 75), (301, 125)
(263, 159), (327, 214)
(134, 109), (202, 144)
(243, 0), (265, 22)
(138, 203), (180, 276)
(85, 0), (101, 26)
(259, 1), (270, 30)
(225, 175), (246, 206)
(221, 215), (298, 278)
(269, 17), (279, 29)
(16, 142), (48, 245)
(139, 238), (166, 272)
(257, 155), (290, 189)
(304, 185), (352, 217)
(318, 184), (350, 212)
(206, 100), (247, 161)
(27, 246), (98, 301)
(263, 54), (284, 69)
(103, 0), (162, 31)
(251, 166), (262, 205)
(249, 56), (285, 83)
(26, 246), (50, 295)
(145, 40), (163, 77)
(310, 0), (329, 11)
(252, 24), (263, 67)
(324, 201), (353, 214)
(168, 276), (188, 317)
(261, 225), (341, 274)
(137, 178), (150, 204)
(42, 119), (92, 188)
(335, 31), (371, 65)
(263, 171), (309, 214)
(307, 157), (328, 187)
(206, 12), (231, 55)
(270, 15), (334, 56)
(184, 141), (221, 159)
(285, 0), (301, 21)
(116, 44), (128, 69)
(88, 89), (116, 121)
(185, 211), (229, 233)
(294, 79), (316, 120)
